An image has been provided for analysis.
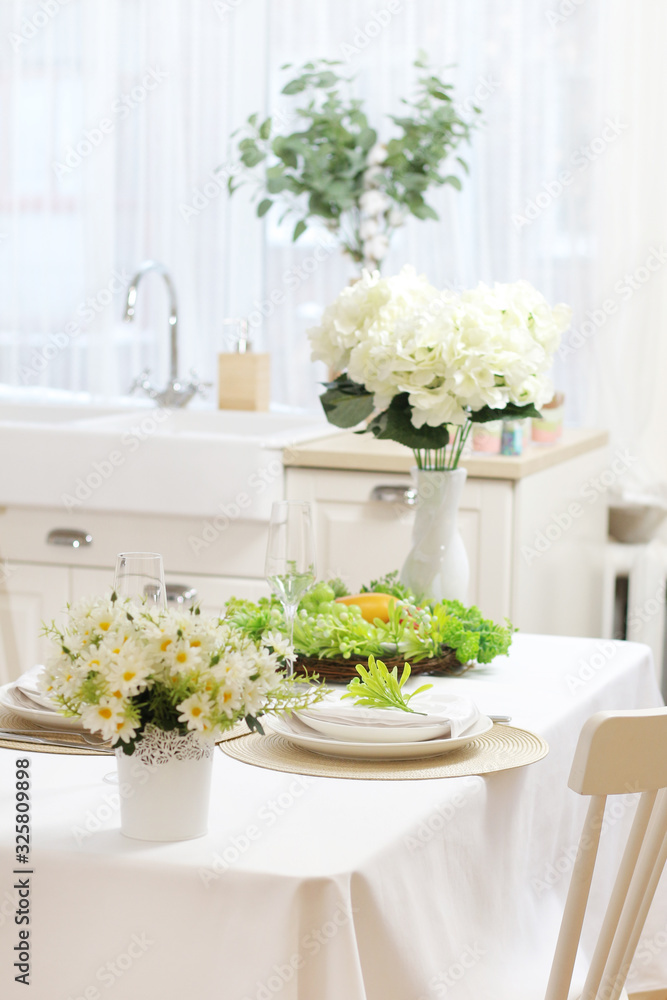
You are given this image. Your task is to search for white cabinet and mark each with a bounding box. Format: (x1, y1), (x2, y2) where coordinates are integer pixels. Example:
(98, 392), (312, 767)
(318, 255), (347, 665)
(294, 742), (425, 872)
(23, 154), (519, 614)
(286, 467), (513, 624)
(0, 563), (69, 683)
(286, 439), (609, 638)
(0, 507), (271, 684)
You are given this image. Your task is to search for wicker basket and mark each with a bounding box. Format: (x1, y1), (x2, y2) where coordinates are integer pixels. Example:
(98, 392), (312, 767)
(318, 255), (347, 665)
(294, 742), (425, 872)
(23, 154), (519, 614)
(293, 649), (472, 685)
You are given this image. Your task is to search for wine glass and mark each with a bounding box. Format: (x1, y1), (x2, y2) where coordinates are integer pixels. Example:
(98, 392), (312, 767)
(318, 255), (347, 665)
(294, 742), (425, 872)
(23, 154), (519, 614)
(113, 552), (166, 610)
(265, 501), (316, 676)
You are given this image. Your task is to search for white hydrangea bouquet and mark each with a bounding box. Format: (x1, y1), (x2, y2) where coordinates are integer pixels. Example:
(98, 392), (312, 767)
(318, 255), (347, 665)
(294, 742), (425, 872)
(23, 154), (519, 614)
(41, 594), (323, 755)
(309, 265), (571, 469)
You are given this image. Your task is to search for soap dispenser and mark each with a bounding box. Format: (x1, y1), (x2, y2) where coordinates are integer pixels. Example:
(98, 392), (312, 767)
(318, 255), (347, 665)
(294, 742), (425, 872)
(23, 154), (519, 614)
(218, 318), (271, 411)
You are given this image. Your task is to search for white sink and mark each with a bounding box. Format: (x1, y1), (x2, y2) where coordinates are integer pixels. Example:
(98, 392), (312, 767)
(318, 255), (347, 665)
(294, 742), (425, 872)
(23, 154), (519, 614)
(0, 403), (128, 424)
(79, 408), (328, 444)
(0, 400), (330, 518)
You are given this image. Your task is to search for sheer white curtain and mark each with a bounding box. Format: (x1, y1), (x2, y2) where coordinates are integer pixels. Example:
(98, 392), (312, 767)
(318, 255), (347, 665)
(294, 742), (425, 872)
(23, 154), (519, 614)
(1, 0), (665, 485)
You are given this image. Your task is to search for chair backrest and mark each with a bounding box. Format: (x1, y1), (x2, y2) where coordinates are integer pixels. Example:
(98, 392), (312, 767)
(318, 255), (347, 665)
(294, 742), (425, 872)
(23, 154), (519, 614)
(545, 708), (667, 1000)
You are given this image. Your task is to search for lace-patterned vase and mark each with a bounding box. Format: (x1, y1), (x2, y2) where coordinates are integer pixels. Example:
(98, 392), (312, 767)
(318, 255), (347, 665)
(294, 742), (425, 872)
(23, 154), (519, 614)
(400, 468), (470, 603)
(115, 725), (215, 841)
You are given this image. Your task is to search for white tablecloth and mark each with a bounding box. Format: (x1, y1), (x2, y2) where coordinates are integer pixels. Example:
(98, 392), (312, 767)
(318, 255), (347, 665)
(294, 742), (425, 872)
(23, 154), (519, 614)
(0, 634), (665, 1000)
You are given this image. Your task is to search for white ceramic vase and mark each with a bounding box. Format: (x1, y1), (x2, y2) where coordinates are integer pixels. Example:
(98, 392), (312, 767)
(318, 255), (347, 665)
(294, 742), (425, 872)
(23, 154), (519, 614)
(115, 725), (214, 842)
(400, 467), (470, 603)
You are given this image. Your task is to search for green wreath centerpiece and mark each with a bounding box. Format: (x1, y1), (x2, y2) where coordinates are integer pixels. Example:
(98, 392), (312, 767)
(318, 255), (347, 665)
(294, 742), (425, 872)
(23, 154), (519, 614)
(225, 572), (515, 684)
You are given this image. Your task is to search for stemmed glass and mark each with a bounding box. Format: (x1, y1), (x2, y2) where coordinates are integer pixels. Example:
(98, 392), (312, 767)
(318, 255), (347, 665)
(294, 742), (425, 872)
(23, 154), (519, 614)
(265, 502), (316, 676)
(113, 552), (166, 610)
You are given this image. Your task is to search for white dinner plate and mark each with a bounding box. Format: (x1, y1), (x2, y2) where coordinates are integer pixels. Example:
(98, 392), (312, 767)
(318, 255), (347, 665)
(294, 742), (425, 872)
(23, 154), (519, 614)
(0, 681), (83, 731)
(266, 713), (494, 760)
(294, 710), (451, 743)
(295, 692), (480, 744)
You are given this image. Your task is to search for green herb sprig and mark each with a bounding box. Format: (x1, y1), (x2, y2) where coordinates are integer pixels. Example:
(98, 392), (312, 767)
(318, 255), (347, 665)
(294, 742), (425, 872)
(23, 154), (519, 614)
(342, 655), (433, 714)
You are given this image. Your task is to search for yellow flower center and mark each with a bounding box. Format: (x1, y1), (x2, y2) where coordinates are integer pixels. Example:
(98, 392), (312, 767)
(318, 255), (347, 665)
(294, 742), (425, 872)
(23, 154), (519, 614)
(160, 638), (172, 652)
(99, 621), (111, 631)
(191, 706), (202, 717)
(123, 670), (136, 682)
(112, 689), (121, 699)
(98, 707), (112, 719)
(176, 652), (187, 664)
(223, 691), (232, 703)
(190, 639), (201, 648)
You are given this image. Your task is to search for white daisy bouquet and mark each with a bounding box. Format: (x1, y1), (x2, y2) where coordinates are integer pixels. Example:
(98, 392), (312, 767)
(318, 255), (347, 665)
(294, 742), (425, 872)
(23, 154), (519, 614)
(41, 594), (322, 755)
(310, 266), (571, 469)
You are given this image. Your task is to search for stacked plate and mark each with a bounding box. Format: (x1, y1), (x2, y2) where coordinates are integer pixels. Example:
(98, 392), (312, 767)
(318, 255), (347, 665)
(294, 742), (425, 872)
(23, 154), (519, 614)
(266, 694), (493, 761)
(0, 666), (83, 732)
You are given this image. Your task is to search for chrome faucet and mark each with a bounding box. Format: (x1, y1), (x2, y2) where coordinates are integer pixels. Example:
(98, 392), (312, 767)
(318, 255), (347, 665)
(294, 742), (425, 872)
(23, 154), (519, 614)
(123, 260), (209, 408)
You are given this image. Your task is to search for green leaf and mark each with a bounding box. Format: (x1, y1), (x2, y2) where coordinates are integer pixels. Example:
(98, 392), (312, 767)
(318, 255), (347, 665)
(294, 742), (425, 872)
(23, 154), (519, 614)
(282, 78), (307, 95)
(411, 200), (439, 221)
(444, 174), (463, 191)
(273, 136), (299, 169)
(239, 146), (265, 168)
(245, 714), (265, 735)
(470, 402), (543, 424)
(366, 394), (449, 450)
(315, 71), (340, 89)
(258, 117), (272, 140)
(257, 198), (273, 218)
(266, 175), (290, 194)
(319, 375), (375, 428)
(292, 219), (307, 242)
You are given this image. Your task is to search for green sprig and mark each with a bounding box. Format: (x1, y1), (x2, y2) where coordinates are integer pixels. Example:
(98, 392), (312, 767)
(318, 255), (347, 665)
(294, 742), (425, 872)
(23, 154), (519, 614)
(225, 56), (479, 269)
(342, 655), (433, 714)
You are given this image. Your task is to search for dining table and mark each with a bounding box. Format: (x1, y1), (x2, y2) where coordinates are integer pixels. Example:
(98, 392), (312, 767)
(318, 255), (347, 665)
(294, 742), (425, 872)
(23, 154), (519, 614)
(1, 632), (666, 1000)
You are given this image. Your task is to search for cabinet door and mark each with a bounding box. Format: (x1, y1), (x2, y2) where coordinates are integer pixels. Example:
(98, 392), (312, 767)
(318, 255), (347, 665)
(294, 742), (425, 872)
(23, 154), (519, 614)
(0, 563), (69, 684)
(70, 568), (269, 617)
(286, 467), (513, 618)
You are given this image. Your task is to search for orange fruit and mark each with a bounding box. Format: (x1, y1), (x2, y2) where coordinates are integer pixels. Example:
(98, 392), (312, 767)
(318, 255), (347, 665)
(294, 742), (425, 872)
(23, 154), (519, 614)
(335, 593), (395, 623)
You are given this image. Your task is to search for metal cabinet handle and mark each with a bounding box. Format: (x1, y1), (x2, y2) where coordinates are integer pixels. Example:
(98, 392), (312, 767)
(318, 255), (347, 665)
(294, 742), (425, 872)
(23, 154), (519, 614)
(46, 528), (93, 549)
(165, 583), (198, 606)
(370, 485), (417, 506)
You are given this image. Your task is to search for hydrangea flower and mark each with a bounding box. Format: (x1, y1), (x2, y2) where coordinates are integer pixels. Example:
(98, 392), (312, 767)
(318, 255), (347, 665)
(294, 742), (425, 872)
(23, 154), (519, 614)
(308, 266), (571, 434)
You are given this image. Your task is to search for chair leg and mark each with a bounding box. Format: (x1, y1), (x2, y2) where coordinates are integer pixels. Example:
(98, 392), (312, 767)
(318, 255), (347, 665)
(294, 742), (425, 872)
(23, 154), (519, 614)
(579, 790), (658, 1000)
(545, 796), (607, 1000)
(597, 792), (667, 1000)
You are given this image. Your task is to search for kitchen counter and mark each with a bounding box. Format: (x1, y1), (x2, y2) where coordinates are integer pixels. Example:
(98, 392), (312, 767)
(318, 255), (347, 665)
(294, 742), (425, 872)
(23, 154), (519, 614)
(283, 427), (609, 480)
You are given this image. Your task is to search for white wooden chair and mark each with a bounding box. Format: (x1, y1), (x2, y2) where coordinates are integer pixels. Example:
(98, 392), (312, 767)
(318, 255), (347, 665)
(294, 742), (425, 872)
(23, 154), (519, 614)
(545, 708), (667, 1000)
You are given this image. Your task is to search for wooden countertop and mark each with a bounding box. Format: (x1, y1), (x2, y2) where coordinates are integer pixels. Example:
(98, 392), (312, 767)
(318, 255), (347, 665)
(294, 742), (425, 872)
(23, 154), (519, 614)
(283, 427), (609, 480)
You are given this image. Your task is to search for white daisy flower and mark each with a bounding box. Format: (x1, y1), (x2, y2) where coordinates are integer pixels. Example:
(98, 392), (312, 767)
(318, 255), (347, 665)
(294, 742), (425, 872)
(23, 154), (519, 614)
(177, 693), (212, 732)
(107, 650), (151, 698)
(167, 639), (204, 675)
(81, 697), (126, 741)
(263, 630), (293, 658)
(113, 716), (140, 744)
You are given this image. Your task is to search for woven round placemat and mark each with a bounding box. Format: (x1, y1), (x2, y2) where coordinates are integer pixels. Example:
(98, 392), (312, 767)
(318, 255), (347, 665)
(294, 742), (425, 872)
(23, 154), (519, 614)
(0, 706), (107, 756)
(0, 707), (250, 757)
(218, 724), (548, 780)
